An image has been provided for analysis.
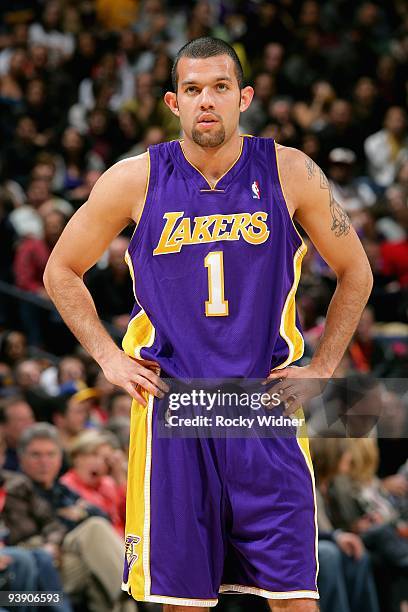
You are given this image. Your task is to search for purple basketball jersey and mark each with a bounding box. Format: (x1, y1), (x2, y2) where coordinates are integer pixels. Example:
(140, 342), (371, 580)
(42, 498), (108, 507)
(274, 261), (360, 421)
(122, 135), (306, 378)
(122, 136), (318, 607)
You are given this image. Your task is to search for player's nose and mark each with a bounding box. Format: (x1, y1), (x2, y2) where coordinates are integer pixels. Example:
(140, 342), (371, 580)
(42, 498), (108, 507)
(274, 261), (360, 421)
(198, 87), (215, 109)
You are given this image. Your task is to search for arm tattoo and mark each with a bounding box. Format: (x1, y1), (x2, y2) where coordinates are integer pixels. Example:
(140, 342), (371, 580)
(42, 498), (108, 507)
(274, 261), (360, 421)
(304, 156), (351, 236)
(305, 156), (316, 180)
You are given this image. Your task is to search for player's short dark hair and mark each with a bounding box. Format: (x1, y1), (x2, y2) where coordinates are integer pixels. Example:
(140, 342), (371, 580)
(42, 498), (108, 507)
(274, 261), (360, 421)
(171, 37), (243, 91)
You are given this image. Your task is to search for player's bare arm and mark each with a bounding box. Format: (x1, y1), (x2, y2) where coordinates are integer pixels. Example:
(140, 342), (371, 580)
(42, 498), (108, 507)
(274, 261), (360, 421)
(43, 154), (169, 405)
(268, 145), (373, 410)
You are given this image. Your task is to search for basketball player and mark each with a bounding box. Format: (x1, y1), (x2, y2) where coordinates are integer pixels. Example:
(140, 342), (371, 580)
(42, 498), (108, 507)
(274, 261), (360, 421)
(44, 38), (373, 611)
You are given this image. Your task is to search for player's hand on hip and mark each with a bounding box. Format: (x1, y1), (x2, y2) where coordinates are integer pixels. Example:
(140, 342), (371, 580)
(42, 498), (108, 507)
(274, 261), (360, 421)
(101, 350), (169, 406)
(263, 365), (325, 416)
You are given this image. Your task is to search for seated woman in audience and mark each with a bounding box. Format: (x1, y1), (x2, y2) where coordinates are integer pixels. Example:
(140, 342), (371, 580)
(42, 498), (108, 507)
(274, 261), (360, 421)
(328, 438), (408, 611)
(60, 430), (126, 535)
(310, 436), (380, 612)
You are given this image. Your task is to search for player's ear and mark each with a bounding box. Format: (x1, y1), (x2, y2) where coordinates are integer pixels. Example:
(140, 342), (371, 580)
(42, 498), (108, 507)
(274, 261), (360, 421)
(164, 91), (179, 116)
(239, 86), (254, 113)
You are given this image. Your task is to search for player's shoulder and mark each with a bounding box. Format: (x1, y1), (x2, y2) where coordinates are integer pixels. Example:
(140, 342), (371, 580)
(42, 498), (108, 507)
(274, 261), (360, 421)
(99, 152), (150, 188)
(274, 143), (322, 212)
(88, 153), (149, 220)
(275, 143), (309, 174)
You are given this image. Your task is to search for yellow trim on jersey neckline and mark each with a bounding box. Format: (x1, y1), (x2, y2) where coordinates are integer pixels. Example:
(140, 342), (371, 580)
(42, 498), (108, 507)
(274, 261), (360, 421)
(179, 135), (245, 190)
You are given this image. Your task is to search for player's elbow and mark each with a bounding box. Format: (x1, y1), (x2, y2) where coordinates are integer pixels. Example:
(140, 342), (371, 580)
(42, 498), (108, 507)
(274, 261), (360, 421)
(358, 256), (374, 298)
(365, 264), (374, 296)
(339, 258), (373, 301)
(43, 259), (53, 298)
(43, 254), (61, 299)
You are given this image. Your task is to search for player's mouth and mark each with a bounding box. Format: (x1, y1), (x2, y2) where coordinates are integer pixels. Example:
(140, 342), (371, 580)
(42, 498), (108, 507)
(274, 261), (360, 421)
(196, 114), (219, 127)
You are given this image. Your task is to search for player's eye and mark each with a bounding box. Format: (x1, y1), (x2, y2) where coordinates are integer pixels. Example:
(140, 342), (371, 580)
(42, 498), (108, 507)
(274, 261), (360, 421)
(216, 83), (228, 91)
(185, 86), (198, 94)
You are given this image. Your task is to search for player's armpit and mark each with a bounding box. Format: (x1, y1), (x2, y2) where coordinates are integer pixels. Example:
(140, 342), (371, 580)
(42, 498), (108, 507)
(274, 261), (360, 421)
(46, 153), (149, 279)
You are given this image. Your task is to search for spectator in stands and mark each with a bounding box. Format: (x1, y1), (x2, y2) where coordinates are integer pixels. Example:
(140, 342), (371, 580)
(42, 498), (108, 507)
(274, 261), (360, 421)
(6, 423), (126, 612)
(118, 124), (166, 160)
(24, 78), (56, 148)
(348, 306), (391, 375)
(65, 169), (103, 206)
(0, 396), (35, 471)
(8, 177), (51, 239)
(1, 116), (40, 188)
(14, 209), (66, 295)
(0, 48), (28, 112)
(28, 1), (75, 66)
(377, 384), (408, 482)
(364, 107), (408, 188)
(105, 416), (131, 456)
(328, 439), (408, 610)
(52, 390), (90, 454)
(64, 31), (98, 89)
(352, 76), (385, 141)
(327, 148), (377, 213)
(0, 331), (29, 367)
(363, 237), (405, 324)
(61, 430), (126, 535)
(0, 430), (73, 612)
(310, 437), (380, 612)
(96, 430), (127, 491)
(293, 80), (336, 132)
(54, 127), (104, 194)
(318, 99), (364, 162)
(58, 356), (86, 389)
(239, 72), (274, 135)
(13, 210), (67, 346)
(14, 359), (41, 391)
(14, 359), (55, 422)
(107, 391), (132, 419)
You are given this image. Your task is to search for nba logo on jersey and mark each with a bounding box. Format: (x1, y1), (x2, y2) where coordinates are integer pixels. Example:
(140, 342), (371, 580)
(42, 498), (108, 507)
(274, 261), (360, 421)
(252, 180), (261, 199)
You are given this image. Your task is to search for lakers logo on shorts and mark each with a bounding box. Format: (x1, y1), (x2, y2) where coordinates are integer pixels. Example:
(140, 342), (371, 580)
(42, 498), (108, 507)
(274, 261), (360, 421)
(123, 534), (141, 583)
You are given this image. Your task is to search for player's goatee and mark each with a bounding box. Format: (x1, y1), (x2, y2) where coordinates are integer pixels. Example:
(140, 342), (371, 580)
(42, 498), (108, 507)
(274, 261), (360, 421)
(192, 124), (226, 147)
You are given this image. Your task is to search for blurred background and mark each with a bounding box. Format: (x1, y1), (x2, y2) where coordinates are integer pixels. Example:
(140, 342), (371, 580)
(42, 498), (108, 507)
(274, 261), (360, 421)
(0, 1), (407, 611)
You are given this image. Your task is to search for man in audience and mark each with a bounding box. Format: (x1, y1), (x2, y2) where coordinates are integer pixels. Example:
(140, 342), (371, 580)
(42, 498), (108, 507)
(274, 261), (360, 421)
(0, 396), (35, 470)
(52, 389), (90, 453)
(0, 430), (73, 612)
(10, 422), (128, 612)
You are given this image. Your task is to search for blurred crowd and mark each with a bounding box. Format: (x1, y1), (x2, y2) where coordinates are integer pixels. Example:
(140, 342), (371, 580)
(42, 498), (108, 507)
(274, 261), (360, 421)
(0, 0), (407, 611)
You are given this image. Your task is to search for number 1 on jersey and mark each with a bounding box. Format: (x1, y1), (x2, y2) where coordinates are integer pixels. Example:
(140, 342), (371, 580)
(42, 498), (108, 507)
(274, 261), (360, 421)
(204, 251), (229, 316)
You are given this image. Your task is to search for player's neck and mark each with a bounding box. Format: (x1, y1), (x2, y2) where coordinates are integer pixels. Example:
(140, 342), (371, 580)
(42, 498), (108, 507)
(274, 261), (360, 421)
(181, 132), (243, 188)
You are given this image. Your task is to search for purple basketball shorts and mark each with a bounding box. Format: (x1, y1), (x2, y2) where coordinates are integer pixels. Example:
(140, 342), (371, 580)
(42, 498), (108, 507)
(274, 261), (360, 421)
(122, 391), (319, 607)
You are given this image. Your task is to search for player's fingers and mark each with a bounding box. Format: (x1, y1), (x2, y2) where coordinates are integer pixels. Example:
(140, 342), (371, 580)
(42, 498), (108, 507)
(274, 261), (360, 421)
(134, 357), (160, 368)
(133, 373), (166, 399)
(135, 365), (169, 393)
(262, 369), (289, 384)
(264, 381), (295, 409)
(125, 382), (147, 406)
(283, 395), (302, 416)
(276, 383), (297, 404)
